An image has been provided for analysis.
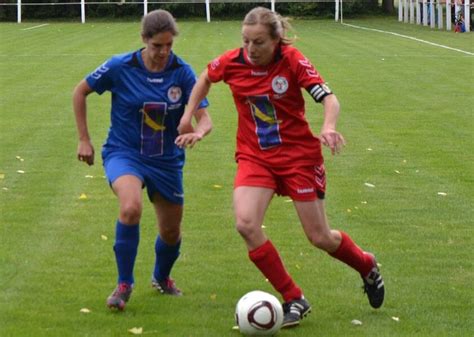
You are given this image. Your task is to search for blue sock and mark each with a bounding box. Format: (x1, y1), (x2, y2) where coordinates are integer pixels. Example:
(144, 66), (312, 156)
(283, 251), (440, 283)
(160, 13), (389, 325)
(113, 220), (139, 285)
(153, 236), (181, 282)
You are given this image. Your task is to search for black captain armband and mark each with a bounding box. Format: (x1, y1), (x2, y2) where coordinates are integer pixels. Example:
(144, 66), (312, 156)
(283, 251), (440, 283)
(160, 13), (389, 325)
(306, 83), (333, 103)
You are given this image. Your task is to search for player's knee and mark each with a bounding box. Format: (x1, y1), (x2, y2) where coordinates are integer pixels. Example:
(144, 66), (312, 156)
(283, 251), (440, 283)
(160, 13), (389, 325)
(159, 225), (181, 244)
(235, 216), (259, 240)
(307, 231), (334, 251)
(120, 201), (142, 224)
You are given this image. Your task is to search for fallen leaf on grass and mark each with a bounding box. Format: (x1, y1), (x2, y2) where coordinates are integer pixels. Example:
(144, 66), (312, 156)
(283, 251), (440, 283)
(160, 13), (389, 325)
(2, 187), (8, 191)
(391, 316), (400, 322)
(437, 192), (447, 196)
(80, 308), (91, 313)
(128, 327), (143, 335)
(364, 183), (375, 188)
(16, 170), (25, 174)
(284, 199), (293, 203)
(351, 319), (363, 325)
(394, 170), (401, 174)
(212, 184), (222, 189)
(367, 148), (373, 151)
(85, 175), (94, 178)
(232, 325), (239, 330)
(79, 193), (88, 199)
(16, 156), (24, 162)
(210, 293), (217, 300)
(101, 235), (108, 241)
(0, 173), (4, 179)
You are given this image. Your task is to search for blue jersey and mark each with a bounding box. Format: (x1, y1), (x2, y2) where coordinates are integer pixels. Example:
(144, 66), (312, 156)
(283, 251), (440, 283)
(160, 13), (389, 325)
(86, 49), (208, 169)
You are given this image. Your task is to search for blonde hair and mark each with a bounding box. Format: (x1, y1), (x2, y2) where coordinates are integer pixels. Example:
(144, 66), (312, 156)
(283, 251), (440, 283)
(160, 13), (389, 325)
(141, 9), (179, 39)
(243, 7), (294, 45)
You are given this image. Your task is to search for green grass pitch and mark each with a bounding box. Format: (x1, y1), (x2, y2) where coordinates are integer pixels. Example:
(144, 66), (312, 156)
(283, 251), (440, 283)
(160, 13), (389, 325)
(0, 17), (473, 337)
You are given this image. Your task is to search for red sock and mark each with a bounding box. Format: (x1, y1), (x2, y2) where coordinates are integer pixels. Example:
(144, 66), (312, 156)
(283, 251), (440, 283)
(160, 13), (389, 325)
(249, 240), (302, 302)
(329, 231), (374, 278)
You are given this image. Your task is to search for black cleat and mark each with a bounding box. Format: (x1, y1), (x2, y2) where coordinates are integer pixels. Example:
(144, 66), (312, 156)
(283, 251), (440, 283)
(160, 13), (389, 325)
(363, 254), (385, 309)
(106, 282), (133, 311)
(152, 277), (183, 296)
(281, 296), (312, 328)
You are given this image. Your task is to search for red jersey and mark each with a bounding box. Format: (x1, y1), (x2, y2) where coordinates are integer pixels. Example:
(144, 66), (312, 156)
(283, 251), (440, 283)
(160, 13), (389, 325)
(207, 44), (331, 167)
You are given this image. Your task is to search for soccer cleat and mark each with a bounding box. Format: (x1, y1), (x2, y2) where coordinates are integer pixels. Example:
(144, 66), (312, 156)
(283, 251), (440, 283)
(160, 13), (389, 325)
(363, 254), (385, 309)
(106, 282), (133, 311)
(281, 296), (312, 328)
(151, 276), (182, 296)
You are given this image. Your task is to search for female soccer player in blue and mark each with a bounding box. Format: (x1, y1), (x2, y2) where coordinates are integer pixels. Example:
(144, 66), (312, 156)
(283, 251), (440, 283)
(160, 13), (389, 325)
(73, 10), (211, 311)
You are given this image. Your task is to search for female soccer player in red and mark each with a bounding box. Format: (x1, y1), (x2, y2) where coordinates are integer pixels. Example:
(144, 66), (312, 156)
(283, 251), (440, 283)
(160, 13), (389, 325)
(177, 7), (384, 328)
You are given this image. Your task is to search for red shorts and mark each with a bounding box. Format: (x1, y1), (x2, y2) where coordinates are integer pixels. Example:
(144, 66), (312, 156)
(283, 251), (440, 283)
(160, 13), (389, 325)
(234, 159), (326, 201)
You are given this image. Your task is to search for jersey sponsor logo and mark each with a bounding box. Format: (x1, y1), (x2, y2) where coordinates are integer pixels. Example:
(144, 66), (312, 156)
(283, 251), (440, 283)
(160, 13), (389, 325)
(167, 86), (182, 103)
(91, 62), (109, 80)
(271, 76), (288, 94)
(248, 96), (282, 150)
(147, 77), (164, 83)
(251, 70), (268, 76)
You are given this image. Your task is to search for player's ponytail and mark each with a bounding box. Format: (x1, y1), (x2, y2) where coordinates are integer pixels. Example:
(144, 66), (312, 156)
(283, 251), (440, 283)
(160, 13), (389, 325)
(243, 7), (294, 45)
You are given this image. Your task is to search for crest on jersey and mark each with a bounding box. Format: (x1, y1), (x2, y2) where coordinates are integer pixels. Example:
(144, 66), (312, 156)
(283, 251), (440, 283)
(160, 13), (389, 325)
(167, 86), (182, 103)
(271, 76), (288, 94)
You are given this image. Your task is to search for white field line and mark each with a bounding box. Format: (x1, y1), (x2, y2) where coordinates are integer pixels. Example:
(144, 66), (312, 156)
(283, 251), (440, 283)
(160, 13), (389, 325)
(343, 23), (474, 56)
(21, 24), (50, 31)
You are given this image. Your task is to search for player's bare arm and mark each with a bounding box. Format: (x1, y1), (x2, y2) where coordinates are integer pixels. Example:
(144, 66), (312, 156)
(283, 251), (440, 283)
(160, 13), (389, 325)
(175, 108), (212, 148)
(319, 94), (345, 155)
(73, 79), (95, 166)
(178, 69), (212, 135)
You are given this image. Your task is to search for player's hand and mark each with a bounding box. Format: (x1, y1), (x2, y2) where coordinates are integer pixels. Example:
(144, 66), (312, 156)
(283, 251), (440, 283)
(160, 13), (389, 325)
(77, 139), (95, 166)
(175, 132), (203, 149)
(320, 129), (345, 155)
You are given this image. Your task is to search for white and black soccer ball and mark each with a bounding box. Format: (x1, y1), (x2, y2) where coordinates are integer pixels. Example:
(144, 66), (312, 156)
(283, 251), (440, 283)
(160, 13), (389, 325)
(235, 290), (283, 336)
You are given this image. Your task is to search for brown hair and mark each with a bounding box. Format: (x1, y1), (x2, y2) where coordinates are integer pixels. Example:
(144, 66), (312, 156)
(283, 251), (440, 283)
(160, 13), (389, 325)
(141, 9), (179, 39)
(243, 7), (294, 45)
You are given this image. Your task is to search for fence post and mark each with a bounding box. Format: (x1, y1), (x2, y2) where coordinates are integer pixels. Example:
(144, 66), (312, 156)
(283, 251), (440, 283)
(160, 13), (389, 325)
(144, 0), (148, 16)
(410, 0), (415, 23)
(437, 0), (443, 29)
(430, 0), (435, 27)
(446, 0), (452, 30)
(465, 0), (471, 31)
(399, 0), (403, 21)
(17, 0), (21, 23)
(416, 0), (421, 24)
(335, 0), (339, 21)
(205, 0), (210, 22)
(81, 0), (85, 23)
(271, 0), (275, 12)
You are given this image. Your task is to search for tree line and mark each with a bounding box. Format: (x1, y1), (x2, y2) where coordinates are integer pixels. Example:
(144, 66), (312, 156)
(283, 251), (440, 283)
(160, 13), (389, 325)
(1, 1), (394, 21)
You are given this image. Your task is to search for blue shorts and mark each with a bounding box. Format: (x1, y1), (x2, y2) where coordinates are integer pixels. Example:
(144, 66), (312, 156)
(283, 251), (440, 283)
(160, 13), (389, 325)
(103, 152), (184, 205)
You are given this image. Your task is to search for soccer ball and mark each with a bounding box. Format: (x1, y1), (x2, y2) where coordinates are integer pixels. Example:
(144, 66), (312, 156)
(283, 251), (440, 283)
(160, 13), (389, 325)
(235, 290), (283, 336)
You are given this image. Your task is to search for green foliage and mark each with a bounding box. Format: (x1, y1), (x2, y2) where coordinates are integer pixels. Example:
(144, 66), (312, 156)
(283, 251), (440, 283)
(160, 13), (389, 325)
(0, 1), (386, 22)
(1, 18), (473, 337)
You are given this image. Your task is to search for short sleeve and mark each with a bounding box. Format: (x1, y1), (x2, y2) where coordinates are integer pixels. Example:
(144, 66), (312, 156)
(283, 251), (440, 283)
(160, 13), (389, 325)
(207, 54), (228, 83)
(181, 65), (209, 109)
(289, 48), (325, 89)
(85, 57), (120, 95)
